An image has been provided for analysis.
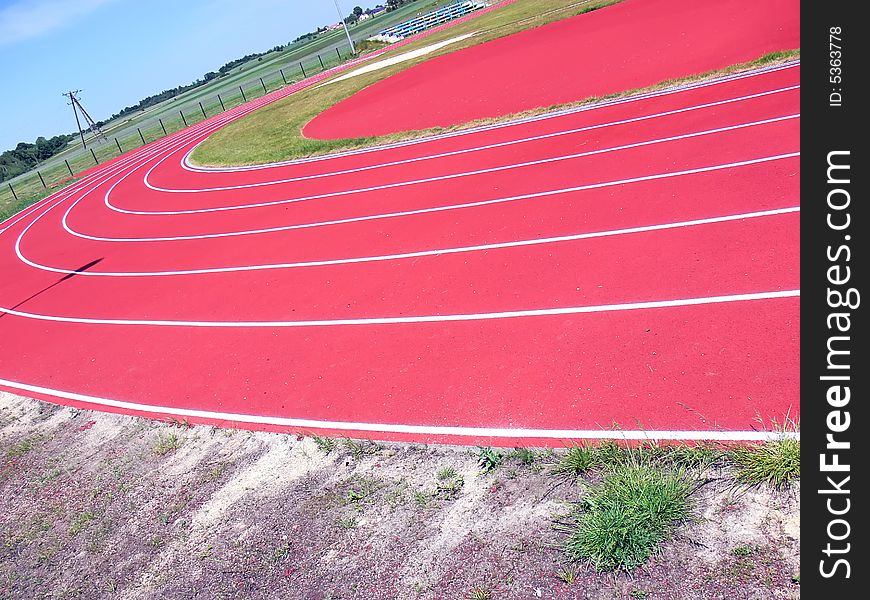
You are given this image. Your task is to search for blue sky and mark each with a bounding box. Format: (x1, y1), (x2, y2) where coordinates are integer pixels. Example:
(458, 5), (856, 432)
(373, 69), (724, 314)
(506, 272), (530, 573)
(0, 0), (354, 150)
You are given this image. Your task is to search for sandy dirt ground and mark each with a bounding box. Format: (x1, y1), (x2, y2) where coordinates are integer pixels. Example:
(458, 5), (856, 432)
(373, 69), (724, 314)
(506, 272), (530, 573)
(0, 393), (799, 599)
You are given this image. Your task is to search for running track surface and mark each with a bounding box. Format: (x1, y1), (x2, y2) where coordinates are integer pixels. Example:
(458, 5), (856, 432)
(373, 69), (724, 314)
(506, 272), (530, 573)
(0, 13), (800, 447)
(304, 0), (800, 139)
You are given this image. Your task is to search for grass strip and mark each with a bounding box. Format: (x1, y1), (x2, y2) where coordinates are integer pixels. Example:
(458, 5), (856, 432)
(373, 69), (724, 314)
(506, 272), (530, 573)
(191, 5), (798, 167)
(0, 178), (81, 224)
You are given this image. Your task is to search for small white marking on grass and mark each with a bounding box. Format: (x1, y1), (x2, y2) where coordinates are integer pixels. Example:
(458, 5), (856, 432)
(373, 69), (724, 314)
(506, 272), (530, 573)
(317, 32), (478, 86)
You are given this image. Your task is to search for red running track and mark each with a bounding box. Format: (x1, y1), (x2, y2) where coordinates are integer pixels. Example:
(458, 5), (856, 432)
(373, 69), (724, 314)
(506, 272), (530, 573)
(0, 8), (800, 445)
(304, 0), (800, 139)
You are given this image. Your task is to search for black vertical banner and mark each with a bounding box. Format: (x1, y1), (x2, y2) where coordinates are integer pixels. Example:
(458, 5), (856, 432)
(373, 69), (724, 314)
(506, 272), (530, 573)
(802, 0), (867, 596)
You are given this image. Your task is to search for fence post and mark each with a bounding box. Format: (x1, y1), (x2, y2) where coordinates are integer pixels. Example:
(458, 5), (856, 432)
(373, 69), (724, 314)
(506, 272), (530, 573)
(299, 62), (306, 77)
(239, 86), (247, 102)
(159, 118), (167, 136)
(8, 183), (17, 201)
(90, 148), (98, 164)
(180, 111), (188, 127)
(37, 171), (47, 188)
(259, 77), (267, 94)
(318, 54), (325, 70)
(115, 138), (122, 154)
(336, 47), (341, 61)
(65, 159), (74, 176)
(279, 68), (287, 85)
(137, 128), (146, 145)
(199, 101), (207, 118)
(218, 94), (226, 111)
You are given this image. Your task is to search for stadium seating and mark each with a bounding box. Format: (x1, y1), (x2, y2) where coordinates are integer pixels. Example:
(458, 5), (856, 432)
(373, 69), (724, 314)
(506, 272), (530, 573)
(367, 1), (489, 42)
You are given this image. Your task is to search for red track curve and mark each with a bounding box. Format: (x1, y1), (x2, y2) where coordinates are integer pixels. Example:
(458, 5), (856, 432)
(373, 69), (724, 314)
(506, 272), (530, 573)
(0, 5), (800, 446)
(304, 0), (800, 139)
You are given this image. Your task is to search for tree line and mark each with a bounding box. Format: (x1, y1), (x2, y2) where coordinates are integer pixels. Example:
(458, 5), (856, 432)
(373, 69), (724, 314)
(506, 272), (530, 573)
(0, 135), (76, 183)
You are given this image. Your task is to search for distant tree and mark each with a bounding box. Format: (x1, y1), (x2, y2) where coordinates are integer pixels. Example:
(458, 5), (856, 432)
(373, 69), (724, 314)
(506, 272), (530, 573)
(1, 134), (74, 183)
(353, 6), (363, 16)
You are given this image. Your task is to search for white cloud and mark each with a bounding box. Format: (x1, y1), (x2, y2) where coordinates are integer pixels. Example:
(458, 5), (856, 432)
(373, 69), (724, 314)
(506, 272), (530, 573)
(0, 0), (116, 45)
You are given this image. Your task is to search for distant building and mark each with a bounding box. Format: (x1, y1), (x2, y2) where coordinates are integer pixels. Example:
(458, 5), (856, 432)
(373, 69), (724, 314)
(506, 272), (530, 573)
(325, 22), (343, 31)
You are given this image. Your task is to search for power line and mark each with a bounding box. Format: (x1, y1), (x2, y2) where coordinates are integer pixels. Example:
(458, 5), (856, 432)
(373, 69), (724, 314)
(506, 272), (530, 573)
(62, 90), (108, 149)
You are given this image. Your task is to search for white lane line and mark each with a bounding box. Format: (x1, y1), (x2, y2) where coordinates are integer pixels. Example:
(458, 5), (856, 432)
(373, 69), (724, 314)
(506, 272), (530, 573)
(0, 120), (211, 234)
(0, 289), (799, 327)
(3, 34), (418, 232)
(182, 61), (800, 173)
(145, 113), (800, 194)
(63, 152), (801, 243)
(39, 207), (801, 277)
(108, 115), (800, 215)
(0, 378), (800, 441)
(1, 180), (93, 235)
(9, 111), (256, 265)
(148, 84), (799, 192)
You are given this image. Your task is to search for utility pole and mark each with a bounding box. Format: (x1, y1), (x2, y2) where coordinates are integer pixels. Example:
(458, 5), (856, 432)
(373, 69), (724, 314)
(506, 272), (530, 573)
(62, 90), (108, 149)
(332, 0), (356, 55)
(64, 90), (87, 148)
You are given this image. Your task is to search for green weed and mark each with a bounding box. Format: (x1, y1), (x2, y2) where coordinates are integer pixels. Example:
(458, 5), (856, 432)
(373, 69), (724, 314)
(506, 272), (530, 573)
(563, 463), (692, 571)
(477, 447), (503, 474)
(153, 432), (182, 455)
(731, 438), (800, 488)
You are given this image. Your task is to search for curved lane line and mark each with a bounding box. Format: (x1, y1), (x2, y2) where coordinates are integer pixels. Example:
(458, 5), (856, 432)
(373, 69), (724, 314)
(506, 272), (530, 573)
(0, 289), (799, 327)
(145, 84), (798, 191)
(0, 378), (799, 442)
(126, 114), (799, 205)
(32, 207), (800, 277)
(61, 153), (800, 243)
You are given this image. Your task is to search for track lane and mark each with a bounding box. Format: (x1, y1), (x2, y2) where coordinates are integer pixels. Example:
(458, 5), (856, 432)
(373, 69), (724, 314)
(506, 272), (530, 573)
(0, 59), (800, 443)
(5, 212), (799, 321)
(0, 298), (799, 443)
(115, 84), (800, 211)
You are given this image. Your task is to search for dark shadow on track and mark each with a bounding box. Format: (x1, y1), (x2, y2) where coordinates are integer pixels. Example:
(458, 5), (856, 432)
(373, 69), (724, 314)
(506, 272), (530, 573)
(0, 258), (104, 319)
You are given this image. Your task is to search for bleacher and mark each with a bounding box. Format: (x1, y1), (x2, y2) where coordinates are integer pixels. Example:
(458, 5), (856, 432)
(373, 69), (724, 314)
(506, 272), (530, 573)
(368, 1), (489, 42)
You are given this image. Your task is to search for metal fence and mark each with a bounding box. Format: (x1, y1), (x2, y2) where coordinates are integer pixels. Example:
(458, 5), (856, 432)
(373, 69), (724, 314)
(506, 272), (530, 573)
(0, 45), (355, 221)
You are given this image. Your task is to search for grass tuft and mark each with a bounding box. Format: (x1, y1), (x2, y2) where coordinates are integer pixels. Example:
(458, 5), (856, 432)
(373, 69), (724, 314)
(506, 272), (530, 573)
(731, 437), (800, 488)
(564, 462), (692, 571)
(312, 435), (337, 454)
(551, 444), (597, 476)
(477, 447), (503, 473)
(511, 447), (539, 465)
(6, 438), (35, 458)
(152, 433), (182, 456)
(466, 588), (493, 600)
(556, 566), (577, 584)
(437, 466), (457, 480)
(342, 438), (382, 459)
